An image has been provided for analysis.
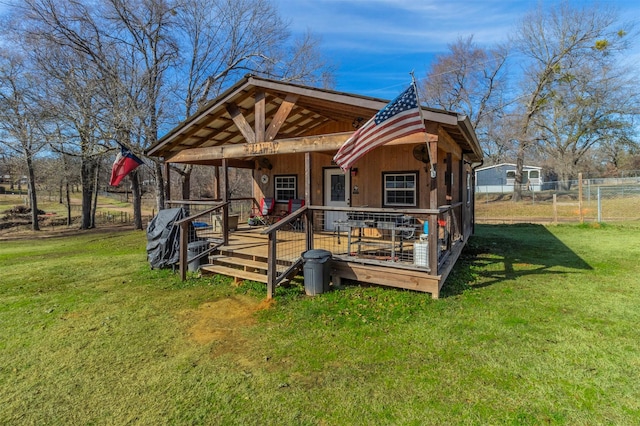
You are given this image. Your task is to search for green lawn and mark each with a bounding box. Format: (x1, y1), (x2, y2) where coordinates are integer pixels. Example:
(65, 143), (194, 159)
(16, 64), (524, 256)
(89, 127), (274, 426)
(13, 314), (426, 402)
(1, 224), (639, 425)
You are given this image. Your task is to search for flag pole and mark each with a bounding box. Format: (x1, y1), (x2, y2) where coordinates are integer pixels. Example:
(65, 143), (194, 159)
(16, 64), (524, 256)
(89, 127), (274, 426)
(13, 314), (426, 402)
(410, 71), (436, 178)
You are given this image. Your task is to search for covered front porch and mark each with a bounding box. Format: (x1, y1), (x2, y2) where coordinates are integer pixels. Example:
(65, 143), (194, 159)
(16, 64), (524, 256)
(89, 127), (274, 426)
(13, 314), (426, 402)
(147, 75), (482, 299)
(172, 199), (467, 299)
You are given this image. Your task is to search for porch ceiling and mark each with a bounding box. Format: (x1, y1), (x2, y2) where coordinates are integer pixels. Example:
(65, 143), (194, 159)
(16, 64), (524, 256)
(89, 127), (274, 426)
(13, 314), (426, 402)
(148, 75), (386, 161)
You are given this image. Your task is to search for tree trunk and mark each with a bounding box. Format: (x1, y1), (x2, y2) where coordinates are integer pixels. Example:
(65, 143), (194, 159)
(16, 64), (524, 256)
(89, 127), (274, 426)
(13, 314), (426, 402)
(559, 171), (572, 191)
(155, 161), (166, 212)
(513, 145), (525, 202)
(90, 162), (100, 228)
(130, 169), (143, 230)
(66, 180), (72, 226)
(26, 153), (40, 231)
(80, 157), (96, 229)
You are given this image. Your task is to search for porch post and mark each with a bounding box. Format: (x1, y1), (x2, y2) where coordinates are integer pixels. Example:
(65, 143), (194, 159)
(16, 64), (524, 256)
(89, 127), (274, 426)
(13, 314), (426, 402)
(214, 166), (220, 200)
(428, 139), (439, 275)
(255, 90), (265, 143)
(179, 222), (187, 281)
(304, 152), (313, 250)
(267, 234), (277, 299)
(163, 160), (171, 203)
(221, 158), (229, 245)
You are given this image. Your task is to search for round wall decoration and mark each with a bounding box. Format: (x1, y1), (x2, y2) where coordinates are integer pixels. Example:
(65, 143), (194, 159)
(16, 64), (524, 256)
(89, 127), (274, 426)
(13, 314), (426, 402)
(260, 174), (269, 184)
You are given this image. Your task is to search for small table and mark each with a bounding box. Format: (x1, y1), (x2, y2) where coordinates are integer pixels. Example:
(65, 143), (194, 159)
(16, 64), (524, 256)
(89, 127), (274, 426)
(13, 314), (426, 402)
(376, 221), (415, 260)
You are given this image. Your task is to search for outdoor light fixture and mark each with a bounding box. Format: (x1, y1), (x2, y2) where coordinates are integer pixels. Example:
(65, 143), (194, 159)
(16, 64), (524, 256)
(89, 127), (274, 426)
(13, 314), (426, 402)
(352, 117), (364, 129)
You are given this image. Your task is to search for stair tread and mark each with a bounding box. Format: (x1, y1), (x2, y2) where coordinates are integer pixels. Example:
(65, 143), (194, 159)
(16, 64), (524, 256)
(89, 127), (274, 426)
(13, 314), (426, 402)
(214, 256), (268, 270)
(200, 264), (268, 283)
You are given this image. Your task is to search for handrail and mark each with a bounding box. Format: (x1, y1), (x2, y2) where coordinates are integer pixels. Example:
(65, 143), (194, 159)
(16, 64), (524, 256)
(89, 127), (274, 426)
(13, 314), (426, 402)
(168, 197), (253, 205)
(307, 205), (444, 215)
(174, 201), (228, 225)
(176, 201), (229, 281)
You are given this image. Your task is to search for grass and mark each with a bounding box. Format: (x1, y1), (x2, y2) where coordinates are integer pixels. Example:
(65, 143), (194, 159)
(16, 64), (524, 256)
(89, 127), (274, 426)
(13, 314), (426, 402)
(1, 224), (640, 424)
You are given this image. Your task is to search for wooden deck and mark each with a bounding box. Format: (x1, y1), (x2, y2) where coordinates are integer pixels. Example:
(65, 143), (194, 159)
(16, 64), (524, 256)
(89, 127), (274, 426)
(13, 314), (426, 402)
(198, 224), (447, 298)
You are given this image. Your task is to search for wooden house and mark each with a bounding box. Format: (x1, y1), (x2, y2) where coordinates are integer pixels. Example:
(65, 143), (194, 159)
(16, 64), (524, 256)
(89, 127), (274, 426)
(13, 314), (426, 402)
(147, 75), (483, 299)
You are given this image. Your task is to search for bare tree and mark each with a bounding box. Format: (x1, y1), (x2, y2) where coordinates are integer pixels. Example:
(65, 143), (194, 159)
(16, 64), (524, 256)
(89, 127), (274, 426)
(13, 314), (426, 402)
(534, 61), (640, 189)
(0, 48), (49, 230)
(102, 0), (179, 228)
(511, 1), (634, 200)
(421, 36), (509, 163)
(170, 0), (333, 201)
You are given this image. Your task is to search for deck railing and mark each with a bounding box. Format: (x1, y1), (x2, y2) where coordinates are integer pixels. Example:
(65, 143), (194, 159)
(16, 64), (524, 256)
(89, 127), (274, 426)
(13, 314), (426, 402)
(169, 200), (229, 280)
(261, 205), (310, 298)
(304, 205), (464, 273)
(167, 199), (466, 296)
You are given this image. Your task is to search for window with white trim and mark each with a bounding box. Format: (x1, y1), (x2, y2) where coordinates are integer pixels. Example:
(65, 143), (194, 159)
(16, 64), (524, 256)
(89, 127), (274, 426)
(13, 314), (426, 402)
(383, 172), (417, 207)
(274, 175), (297, 202)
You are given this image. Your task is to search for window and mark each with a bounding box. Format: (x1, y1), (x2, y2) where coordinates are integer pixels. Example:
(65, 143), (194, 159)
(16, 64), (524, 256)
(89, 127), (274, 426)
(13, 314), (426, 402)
(529, 170), (539, 179)
(383, 172), (417, 207)
(507, 170), (530, 183)
(274, 175), (297, 202)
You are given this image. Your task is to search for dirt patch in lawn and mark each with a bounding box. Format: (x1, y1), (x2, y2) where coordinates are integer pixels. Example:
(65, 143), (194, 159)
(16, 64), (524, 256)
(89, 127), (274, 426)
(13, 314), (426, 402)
(179, 295), (272, 360)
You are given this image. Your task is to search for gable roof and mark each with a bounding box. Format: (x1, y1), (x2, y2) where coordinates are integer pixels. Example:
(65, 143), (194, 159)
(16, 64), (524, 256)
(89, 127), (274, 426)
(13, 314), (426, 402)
(475, 163), (542, 172)
(147, 74), (483, 162)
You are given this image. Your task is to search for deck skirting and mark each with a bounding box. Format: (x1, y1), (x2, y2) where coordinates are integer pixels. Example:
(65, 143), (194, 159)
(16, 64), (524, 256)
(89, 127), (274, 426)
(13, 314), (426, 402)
(330, 259), (443, 299)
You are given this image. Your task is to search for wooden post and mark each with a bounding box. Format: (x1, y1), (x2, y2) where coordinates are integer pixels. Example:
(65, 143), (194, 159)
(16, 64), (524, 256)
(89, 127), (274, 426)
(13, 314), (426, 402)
(428, 139), (438, 275)
(221, 159), (229, 244)
(578, 172), (583, 224)
(305, 152), (313, 250)
(179, 222), (188, 281)
(553, 194), (558, 225)
(164, 161), (171, 203)
(267, 233), (277, 299)
(214, 166), (220, 200)
(255, 90), (265, 143)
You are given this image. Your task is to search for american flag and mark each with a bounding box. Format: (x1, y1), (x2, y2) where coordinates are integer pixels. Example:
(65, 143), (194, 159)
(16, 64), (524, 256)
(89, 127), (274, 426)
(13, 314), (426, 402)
(333, 83), (426, 171)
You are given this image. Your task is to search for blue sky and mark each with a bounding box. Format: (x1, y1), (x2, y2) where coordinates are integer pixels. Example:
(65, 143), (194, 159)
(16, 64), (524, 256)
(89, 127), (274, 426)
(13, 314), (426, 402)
(273, 0), (640, 99)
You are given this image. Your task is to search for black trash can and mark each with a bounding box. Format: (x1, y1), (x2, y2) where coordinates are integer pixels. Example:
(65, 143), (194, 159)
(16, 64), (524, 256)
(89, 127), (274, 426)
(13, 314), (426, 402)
(187, 241), (209, 272)
(302, 249), (332, 295)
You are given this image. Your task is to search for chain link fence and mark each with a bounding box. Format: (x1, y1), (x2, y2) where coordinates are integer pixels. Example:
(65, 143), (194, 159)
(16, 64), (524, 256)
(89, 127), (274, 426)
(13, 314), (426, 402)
(475, 177), (640, 224)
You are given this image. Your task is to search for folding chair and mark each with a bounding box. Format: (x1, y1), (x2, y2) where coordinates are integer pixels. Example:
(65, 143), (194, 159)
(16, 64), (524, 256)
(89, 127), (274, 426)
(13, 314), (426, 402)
(248, 197), (275, 226)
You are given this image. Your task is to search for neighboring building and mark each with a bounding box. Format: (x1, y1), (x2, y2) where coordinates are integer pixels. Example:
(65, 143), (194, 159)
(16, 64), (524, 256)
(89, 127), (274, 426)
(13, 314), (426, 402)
(475, 163), (544, 193)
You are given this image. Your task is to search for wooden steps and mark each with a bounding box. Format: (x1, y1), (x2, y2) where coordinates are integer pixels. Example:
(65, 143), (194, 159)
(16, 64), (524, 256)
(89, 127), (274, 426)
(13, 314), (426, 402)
(200, 263), (269, 284)
(200, 250), (296, 285)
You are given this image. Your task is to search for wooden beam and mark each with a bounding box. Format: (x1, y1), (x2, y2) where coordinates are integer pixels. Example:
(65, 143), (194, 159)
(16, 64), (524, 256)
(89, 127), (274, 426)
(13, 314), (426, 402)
(221, 159), (229, 245)
(166, 131), (429, 164)
(438, 127), (462, 159)
(266, 94), (298, 141)
(255, 90), (265, 143)
(226, 103), (255, 143)
(166, 132), (350, 163)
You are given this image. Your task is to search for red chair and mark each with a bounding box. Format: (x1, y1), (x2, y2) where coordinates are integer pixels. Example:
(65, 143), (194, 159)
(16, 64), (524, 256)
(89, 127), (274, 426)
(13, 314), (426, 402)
(281, 199), (305, 230)
(249, 197), (275, 226)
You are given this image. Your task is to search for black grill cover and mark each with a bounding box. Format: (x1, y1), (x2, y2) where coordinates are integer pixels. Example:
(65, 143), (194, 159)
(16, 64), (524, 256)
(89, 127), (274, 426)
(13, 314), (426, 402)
(146, 207), (188, 269)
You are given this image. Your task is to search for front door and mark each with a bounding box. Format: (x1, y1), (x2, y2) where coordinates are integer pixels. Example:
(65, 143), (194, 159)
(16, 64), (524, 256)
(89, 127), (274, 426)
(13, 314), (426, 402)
(324, 168), (350, 231)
